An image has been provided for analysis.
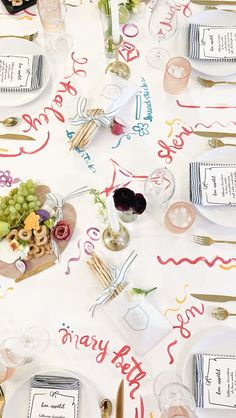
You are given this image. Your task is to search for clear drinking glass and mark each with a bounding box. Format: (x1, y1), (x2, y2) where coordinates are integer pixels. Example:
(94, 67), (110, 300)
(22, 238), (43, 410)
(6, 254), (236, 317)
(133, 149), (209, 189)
(146, 0), (177, 69)
(163, 57), (192, 94)
(144, 167), (175, 214)
(0, 326), (49, 368)
(154, 372), (198, 418)
(37, 0), (72, 53)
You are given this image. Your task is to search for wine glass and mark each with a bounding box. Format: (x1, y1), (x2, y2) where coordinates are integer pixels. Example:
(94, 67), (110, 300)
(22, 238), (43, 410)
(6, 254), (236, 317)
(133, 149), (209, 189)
(144, 167), (175, 214)
(0, 326), (49, 370)
(154, 371), (198, 418)
(37, 0), (73, 54)
(146, 0), (178, 69)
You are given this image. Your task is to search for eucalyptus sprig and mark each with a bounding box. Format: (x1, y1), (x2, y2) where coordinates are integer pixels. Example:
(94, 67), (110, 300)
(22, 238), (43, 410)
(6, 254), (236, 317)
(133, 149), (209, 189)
(90, 189), (107, 218)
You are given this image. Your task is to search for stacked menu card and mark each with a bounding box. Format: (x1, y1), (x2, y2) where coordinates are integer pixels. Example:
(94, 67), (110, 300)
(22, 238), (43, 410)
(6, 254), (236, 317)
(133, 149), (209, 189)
(28, 375), (80, 418)
(189, 162), (236, 206)
(194, 353), (236, 409)
(188, 24), (236, 61)
(0, 54), (43, 92)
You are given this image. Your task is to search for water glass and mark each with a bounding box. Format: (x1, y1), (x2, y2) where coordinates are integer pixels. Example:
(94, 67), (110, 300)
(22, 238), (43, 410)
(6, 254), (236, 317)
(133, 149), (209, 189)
(0, 326), (49, 382)
(154, 371), (197, 418)
(37, 0), (72, 52)
(164, 202), (196, 233)
(163, 57), (191, 95)
(144, 167), (175, 214)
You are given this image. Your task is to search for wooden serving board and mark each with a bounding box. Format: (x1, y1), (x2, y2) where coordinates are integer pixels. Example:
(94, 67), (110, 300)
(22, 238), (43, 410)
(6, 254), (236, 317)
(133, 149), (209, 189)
(0, 185), (76, 281)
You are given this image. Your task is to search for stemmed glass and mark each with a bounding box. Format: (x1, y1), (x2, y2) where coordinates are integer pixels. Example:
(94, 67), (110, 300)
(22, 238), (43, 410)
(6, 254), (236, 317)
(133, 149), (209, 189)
(144, 167), (175, 214)
(0, 326), (49, 383)
(154, 371), (198, 418)
(37, 0), (73, 54)
(146, 0), (178, 69)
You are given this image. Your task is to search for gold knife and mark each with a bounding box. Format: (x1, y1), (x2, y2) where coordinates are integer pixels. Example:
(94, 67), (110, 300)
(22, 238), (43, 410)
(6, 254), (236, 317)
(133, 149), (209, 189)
(191, 293), (236, 302)
(193, 130), (236, 138)
(0, 133), (36, 141)
(116, 380), (124, 418)
(191, 0), (236, 4)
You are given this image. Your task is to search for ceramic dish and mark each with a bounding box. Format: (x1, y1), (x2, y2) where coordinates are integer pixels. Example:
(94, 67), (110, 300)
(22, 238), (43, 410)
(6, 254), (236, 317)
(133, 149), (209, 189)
(0, 38), (51, 107)
(3, 369), (100, 418)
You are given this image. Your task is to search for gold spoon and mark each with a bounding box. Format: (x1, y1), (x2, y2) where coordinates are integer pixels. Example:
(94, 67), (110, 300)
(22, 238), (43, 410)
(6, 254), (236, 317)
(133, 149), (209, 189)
(100, 399), (112, 418)
(212, 307), (236, 320)
(0, 117), (19, 127)
(208, 138), (236, 148)
(198, 77), (236, 88)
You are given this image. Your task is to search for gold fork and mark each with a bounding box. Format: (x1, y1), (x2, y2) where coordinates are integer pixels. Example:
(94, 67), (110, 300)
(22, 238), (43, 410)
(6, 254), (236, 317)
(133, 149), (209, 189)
(0, 386), (5, 418)
(0, 32), (38, 41)
(198, 77), (236, 88)
(205, 5), (236, 11)
(193, 235), (236, 246)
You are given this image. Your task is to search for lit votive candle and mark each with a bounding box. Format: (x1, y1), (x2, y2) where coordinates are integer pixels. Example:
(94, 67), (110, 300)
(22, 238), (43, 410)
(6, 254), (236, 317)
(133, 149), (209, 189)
(163, 57), (191, 95)
(164, 201), (196, 234)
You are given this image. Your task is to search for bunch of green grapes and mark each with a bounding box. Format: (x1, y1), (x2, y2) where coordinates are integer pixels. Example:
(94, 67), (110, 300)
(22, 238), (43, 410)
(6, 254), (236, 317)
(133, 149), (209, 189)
(0, 179), (41, 228)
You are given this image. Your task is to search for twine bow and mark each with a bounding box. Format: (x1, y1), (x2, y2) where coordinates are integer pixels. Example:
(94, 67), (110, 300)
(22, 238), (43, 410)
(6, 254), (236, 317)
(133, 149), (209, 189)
(90, 250), (138, 317)
(70, 97), (120, 128)
(46, 186), (91, 261)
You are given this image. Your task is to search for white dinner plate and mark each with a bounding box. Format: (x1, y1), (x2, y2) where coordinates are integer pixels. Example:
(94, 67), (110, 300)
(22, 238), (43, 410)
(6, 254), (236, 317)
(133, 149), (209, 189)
(0, 38), (51, 107)
(193, 147), (236, 227)
(3, 369), (100, 418)
(181, 10), (236, 78)
(177, 325), (236, 417)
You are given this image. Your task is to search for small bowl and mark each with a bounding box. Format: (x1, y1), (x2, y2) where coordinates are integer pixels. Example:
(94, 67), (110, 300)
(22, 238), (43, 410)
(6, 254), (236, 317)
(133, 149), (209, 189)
(164, 201), (196, 234)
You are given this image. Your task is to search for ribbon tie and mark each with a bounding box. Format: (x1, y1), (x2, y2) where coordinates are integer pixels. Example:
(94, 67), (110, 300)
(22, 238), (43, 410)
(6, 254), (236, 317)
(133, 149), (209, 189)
(90, 250), (138, 317)
(70, 97), (120, 128)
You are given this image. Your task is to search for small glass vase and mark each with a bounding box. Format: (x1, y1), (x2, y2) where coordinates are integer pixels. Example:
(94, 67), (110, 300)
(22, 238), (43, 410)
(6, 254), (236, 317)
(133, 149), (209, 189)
(100, 7), (116, 58)
(119, 209), (138, 223)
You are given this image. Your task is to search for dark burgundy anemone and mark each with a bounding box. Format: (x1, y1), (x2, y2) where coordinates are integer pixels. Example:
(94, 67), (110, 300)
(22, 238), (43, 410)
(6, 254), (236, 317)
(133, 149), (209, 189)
(113, 187), (135, 212)
(133, 193), (147, 214)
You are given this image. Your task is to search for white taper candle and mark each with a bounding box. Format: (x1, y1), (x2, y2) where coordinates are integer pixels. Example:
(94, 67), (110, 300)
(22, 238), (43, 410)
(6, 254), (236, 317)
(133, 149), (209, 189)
(110, 0), (120, 45)
(107, 195), (120, 234)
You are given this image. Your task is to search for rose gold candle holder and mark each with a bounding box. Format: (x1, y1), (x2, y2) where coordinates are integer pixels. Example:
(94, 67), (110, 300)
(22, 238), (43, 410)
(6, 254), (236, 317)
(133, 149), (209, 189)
(105, 36), (130, 80)
(102, 222), (130, 251)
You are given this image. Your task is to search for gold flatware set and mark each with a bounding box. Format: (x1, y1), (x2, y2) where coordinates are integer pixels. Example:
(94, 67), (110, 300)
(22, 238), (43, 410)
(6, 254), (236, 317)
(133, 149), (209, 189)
(193, 130), (236, 138)
(193, 235), (236, 246)
(198, 77), (236, 87)
(100, 380), (123, 418)
(208, 138), (236, 148)
(0, 387), (5, 418)
(191, 0), (236, 5)
(0, 133), (36, 141)
(0, 31), (38, 41)
(191, 295), (236, 321)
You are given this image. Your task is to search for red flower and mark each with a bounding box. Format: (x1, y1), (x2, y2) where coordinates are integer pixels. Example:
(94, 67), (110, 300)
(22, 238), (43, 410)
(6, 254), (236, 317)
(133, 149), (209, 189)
(111, 118), (126, 135)
(52, 220), (71, 241)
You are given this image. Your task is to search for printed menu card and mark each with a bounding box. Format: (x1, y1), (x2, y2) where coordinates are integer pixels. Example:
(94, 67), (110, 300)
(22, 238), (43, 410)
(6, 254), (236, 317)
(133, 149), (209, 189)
(190, 162), (236, 206)
(188, 24), (236, 61)
(0, 54), (43, 92)
(28, 375), (80, 418)
(194, 353), (236, 409)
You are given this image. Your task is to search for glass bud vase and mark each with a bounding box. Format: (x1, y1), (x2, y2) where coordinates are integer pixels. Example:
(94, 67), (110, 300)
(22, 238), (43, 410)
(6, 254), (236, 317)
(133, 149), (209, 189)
(119, 209), (138, 223)
(100, 7), (116, 58)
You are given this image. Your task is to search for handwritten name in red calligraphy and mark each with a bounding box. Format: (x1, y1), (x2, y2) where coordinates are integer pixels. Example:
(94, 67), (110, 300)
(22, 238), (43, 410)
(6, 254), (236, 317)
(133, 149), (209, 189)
(157, 124), (193, 163)
(166, 304), (205, 364)
(111, 345), (146, 399)
(22, 80), (77, 133)
(175, 1), (192, 17)
(59, 326), (109, 363)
